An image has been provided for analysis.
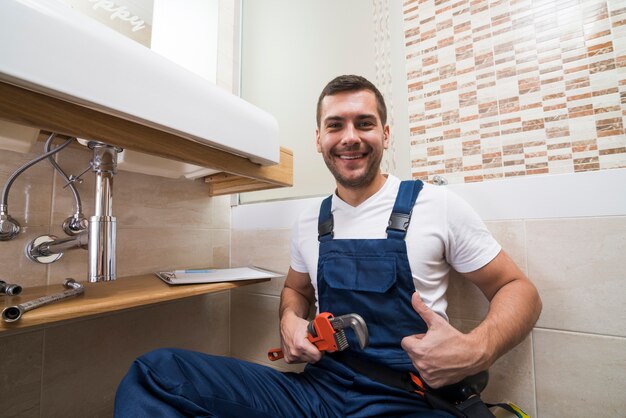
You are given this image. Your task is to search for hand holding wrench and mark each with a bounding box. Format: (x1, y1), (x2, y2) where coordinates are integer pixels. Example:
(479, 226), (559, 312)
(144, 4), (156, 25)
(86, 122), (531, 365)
(268, 312), (369, 361)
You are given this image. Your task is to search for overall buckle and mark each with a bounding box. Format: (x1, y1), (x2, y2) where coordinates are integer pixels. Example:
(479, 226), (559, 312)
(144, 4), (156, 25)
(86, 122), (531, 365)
(387, 212), (411, 233)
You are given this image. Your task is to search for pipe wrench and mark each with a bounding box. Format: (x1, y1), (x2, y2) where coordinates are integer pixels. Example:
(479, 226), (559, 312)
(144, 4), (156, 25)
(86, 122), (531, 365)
(268, 312), (369, 361)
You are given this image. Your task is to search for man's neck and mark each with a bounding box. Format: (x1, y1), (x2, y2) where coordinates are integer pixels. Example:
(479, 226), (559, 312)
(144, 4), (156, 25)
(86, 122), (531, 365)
(336, 174), (388, 207)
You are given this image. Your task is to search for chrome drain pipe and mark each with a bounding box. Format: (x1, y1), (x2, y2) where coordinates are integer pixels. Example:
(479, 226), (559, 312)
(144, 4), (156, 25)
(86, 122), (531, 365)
(1, 278), (84, 323)
(87, 142), (119, 282)
(23, 141), (120, 282)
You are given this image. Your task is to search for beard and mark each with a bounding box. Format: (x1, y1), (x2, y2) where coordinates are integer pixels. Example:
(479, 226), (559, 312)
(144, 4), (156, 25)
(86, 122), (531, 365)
(321, 143), (384, 189)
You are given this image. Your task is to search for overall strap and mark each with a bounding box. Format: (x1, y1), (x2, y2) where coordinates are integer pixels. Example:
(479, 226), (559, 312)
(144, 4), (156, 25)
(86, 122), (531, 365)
(318, 196), (334, 242)
(386, 180), (424, 240)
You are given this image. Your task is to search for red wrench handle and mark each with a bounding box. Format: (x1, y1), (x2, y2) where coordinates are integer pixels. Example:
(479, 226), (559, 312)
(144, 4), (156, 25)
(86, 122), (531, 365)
(267, 348), (284, 361)
(267, 312), (339, 361)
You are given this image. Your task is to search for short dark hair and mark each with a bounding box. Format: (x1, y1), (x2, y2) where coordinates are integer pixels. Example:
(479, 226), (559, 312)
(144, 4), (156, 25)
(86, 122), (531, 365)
(316, 75), (387, 127)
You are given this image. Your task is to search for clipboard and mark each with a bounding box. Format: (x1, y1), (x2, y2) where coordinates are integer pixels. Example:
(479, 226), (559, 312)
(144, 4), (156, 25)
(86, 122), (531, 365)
(155, 266), (284, 285)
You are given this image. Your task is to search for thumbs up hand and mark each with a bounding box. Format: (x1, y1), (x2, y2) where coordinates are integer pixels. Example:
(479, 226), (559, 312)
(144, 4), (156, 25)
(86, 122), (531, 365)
(401, 291), (489, 388)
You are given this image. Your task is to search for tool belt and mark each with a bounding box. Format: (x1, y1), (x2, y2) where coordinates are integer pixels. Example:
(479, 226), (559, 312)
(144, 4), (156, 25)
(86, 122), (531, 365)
(332, 352), (528, 418)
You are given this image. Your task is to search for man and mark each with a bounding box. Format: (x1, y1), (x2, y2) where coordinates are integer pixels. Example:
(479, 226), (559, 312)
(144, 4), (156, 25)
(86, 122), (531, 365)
(115, 75), (541, 417)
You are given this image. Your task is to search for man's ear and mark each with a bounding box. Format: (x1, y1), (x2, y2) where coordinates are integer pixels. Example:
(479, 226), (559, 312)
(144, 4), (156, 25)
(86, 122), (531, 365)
(316, 128), (322, 153)
(383, 125), (390, 149)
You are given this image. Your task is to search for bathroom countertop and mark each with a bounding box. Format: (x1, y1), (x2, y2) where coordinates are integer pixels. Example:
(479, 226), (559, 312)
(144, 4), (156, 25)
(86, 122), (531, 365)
(0, 274), (269, 334)
(0, 80), (294, 196)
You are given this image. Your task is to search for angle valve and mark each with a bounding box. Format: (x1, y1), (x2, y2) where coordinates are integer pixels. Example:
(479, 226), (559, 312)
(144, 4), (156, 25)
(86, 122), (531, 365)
(0, 280), (22, 296)
(0, 210), (21, 241)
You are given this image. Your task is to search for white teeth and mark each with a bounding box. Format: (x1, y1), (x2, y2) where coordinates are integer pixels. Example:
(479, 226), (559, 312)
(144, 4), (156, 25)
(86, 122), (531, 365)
(339, 154), (363, 160)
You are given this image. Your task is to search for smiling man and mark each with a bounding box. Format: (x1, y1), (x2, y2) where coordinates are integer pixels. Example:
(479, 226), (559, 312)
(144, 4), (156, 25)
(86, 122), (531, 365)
(316, 87), (389, 195)
(114, 75), (541, 418)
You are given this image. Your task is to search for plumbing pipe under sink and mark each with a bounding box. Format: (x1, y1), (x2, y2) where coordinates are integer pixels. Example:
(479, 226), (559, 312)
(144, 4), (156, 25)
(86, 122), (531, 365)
(22, 140), (120, 282)
(87, 141), (118, 282)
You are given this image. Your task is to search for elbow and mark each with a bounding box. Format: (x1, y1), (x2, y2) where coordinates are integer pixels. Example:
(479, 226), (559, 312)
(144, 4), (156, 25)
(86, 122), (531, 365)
(530, 281), (543, 325)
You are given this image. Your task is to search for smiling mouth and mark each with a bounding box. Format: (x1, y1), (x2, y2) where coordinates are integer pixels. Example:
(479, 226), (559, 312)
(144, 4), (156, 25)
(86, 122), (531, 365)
(335, 151), (369, 160)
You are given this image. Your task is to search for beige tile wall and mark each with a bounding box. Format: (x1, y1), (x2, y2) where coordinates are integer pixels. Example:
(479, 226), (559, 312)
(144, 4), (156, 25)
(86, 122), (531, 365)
(230, 215), (626, 417)
(0, 144), (232, 417)
(403, 0), (626, 183)
(230, 229), (304, 373)
(0, 331), (44, 417)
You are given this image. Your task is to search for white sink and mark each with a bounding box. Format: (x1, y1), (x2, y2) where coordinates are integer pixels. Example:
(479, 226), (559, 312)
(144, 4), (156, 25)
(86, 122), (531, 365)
(0, 0), (280, 166)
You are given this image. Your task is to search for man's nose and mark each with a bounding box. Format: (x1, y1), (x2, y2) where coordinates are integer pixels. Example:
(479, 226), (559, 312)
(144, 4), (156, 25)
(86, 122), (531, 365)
(341, 123), (361, 146)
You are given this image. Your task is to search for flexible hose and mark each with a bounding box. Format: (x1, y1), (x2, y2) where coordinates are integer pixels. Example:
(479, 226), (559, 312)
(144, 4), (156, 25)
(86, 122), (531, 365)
(44, 134), (83, 215)
(0, 133), (75, 212)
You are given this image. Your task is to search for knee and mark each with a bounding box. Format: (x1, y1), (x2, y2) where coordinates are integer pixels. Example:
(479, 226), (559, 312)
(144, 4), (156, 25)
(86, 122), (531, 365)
(121, 347), (185, 383)
(137, 347), (181, 364)
(131, 348), (223, 379)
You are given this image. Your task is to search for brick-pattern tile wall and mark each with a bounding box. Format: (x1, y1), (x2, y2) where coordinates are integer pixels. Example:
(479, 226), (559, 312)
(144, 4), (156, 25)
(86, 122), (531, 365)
(404, 0), (626, 183)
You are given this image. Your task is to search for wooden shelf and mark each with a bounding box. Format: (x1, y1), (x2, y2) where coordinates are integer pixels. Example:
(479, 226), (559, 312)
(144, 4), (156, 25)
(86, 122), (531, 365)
(0, 81), (293, 196)
(0, 274), (268, 334)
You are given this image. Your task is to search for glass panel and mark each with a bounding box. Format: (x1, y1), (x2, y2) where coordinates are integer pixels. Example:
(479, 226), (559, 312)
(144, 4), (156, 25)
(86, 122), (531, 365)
(238, 0), (377, 203)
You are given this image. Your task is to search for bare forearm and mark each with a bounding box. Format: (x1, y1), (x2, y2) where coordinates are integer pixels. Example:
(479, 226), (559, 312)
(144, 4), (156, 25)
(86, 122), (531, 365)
(279, 267), (316, 321)
(456, 251), (542, 374)
(470, 278), (542, 368)
(279, 286), (312, 320)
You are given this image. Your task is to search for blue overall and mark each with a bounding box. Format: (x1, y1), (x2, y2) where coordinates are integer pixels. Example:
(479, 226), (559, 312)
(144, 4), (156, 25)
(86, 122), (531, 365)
(316, 180), (427, 372)
(114, 181), (454, 417)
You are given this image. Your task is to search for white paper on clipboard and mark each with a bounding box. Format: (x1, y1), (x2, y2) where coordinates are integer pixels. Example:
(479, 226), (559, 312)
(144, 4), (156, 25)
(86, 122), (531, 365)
(155, 266), (284, 285)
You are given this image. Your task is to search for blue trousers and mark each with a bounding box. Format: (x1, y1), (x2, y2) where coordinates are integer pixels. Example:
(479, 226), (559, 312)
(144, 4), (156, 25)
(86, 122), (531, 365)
(114, 348), (454, 418)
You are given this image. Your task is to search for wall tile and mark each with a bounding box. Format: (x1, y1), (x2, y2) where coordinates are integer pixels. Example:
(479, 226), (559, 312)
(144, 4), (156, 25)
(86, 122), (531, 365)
(0, 331), (43, 418)
(403, 0), (626, 183)
(230, 291), (304, 373)
(446, 270), (490, 321)
(231, 229), (291, 296)
(0, 226), (51, 287)
(0, 145), (54, 228)
(483, 220), (527, 273)
(211, 227), (231, 269)
(111, 226), (228, 276)
(526, 216), (626, 336)
(231, 229), (291, 273)
(211, 195), (232, 231)
(534, 329), (626, 418)
(112, 170), (215, 228)
(40, 292), (230, 418)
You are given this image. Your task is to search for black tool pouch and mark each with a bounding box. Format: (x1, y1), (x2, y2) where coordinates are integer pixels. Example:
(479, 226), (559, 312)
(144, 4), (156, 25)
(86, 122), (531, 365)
(334, 352), (496, 417)
(455, 396), (496, 418)
(424, 371), (495, 418)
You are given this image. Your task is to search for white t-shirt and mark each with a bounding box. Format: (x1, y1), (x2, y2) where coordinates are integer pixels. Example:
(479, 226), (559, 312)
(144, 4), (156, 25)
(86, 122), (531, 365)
(290, 175), (501, 319)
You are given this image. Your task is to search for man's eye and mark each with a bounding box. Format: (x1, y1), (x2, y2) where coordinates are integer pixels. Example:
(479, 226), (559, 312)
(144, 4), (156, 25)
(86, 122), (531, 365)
(358, 121), (374, 128)
(327, 123), (341, 129)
